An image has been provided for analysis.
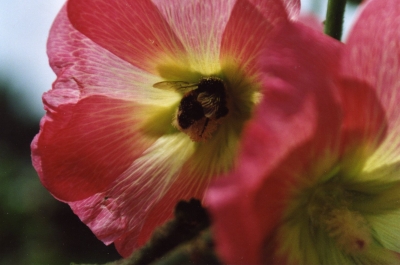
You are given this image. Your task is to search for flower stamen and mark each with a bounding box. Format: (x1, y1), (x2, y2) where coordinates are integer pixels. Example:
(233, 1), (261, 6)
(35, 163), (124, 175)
(307, 182), (372, 254)
(324, 208), (371, 254)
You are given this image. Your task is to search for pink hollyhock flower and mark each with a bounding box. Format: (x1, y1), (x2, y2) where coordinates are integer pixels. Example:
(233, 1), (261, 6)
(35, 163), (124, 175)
(207, 0), (400, 264)
(31, 0), (301, 257)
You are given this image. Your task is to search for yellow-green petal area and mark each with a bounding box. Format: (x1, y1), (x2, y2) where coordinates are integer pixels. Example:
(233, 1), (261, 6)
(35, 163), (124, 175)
(189, 65), (261, 178)
(141, 59), (260, 181)
(277, 162), (400, 265)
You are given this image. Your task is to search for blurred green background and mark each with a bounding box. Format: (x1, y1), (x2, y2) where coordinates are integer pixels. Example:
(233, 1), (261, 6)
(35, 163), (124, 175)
(0, 79), (121, 265)
(0, 0), (123, 263)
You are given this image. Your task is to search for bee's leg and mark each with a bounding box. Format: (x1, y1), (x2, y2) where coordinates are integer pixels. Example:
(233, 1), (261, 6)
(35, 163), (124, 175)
(200, 118), (209, 137)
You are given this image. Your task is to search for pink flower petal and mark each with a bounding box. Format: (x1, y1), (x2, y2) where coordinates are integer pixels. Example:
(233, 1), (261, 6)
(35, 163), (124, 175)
(36, 0), (304, 257)
(341, 0), (400, 171)
(67, 0), (188, 75)
(68, 134), (211, 257)
(49, 5), (173, 103)
(220, 0), (293, 78)
(207, 22), (343, 264)
(35, 5), (184, 203)
(153, 0), (236, 75)
(114, 171), (209, 257)
(153, 0), (299, 76)
(32, 94), (155, 201)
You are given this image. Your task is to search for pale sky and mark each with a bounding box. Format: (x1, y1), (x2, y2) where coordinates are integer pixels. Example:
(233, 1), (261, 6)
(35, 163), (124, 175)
(0, 0), (356, 120)
(0, 0), (65, 119)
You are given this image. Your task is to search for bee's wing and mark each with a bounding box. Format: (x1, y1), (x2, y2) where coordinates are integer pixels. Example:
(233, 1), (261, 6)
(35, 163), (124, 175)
(153, 81), (198, 93)
(197, 92), (220, 118)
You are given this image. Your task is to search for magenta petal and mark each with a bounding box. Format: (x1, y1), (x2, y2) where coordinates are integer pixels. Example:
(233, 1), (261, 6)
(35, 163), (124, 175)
(207, 22), (344, 264)
(67, 0), (187, 74)
(246, 0), (300, 20)
(237, 22), (343, 187)
(206, 177), (264, 264)
(298, 13), (324, 31)
(338, 78), (387, 162)
(32, 94), (154, 201)
(342, 0), (400, 170)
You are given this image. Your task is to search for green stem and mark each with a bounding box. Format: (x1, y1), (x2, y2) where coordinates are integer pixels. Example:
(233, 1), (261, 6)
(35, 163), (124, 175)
(324, 0), (347, 41)
(152, 230), (221, 265)
(71, 199), (212, 265)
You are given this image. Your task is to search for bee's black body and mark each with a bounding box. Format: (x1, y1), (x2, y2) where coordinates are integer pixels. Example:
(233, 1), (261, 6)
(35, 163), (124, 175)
(178, 93), (204, 129)
(177, 77), (228, 130)
(153, 76), (229, 140)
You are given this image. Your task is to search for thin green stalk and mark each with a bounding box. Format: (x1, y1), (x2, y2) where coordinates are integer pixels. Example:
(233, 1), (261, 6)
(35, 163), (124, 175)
(324, 0), (347, 41)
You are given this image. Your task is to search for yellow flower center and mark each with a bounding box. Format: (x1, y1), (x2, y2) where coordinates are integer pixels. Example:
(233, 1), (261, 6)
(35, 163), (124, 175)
(307, 183), (372, 254)
(140, 61), (261, 178)
(277, 175), (376, 264)
(153, 77), (229, 142)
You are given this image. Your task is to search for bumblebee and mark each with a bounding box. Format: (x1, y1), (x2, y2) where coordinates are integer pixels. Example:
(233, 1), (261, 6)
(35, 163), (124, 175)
(153, 77), (229, 141)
